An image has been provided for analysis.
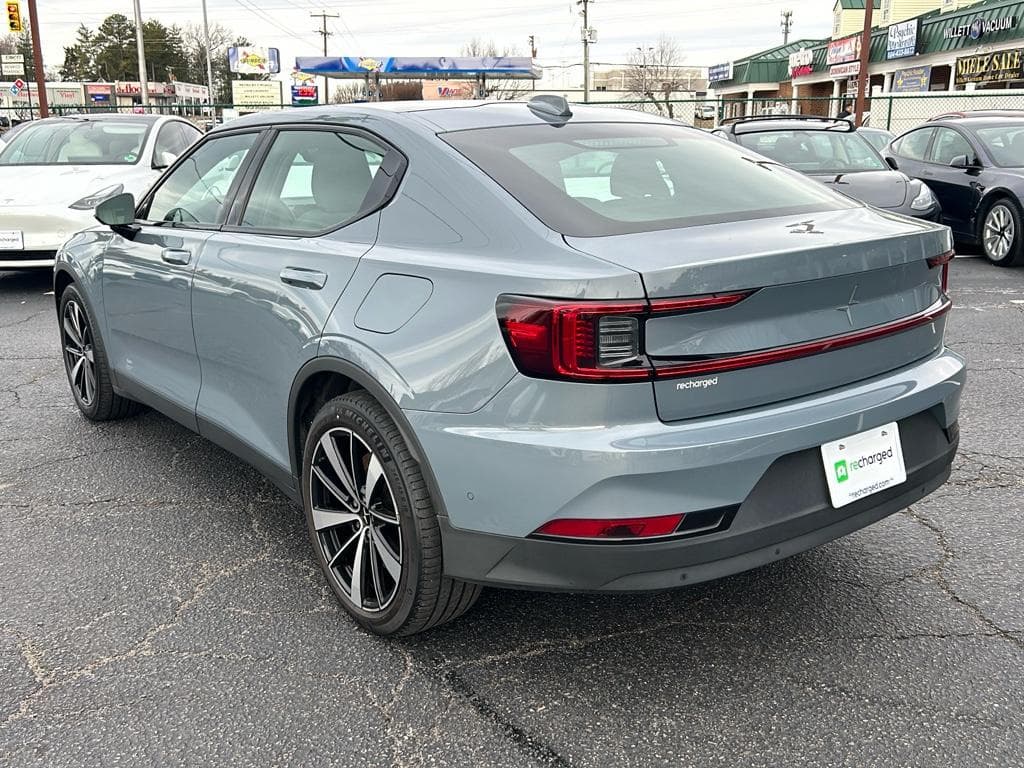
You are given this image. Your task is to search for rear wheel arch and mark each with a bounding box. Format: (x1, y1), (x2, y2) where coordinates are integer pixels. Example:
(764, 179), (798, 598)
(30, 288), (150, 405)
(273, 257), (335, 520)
(53, 268), (75, 309)
(288, 357), (445, 514)
(976, 189), (1018, 231)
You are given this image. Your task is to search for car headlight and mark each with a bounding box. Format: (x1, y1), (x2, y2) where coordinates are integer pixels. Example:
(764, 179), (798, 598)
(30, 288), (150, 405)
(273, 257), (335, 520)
(910, 182), (936, 211)
(69, 184), (124, 211)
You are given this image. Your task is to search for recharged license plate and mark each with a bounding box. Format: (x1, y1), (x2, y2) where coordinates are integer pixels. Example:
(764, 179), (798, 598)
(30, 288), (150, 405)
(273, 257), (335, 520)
(0, 230), (23, 250)
(820, 422), (907, 508)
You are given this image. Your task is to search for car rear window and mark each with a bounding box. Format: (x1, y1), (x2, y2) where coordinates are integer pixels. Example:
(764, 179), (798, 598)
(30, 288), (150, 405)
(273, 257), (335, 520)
(441, 122), (852, 237)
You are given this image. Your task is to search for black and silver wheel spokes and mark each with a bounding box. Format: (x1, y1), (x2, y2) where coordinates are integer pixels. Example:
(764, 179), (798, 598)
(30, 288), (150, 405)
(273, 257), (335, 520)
(984, 205), (1015, 261)
(62, 300), (96, 406)
(310, 428), (402, 613)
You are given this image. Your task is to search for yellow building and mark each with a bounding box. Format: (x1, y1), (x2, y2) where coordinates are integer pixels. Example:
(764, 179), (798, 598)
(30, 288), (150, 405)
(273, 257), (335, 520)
(880, 0), (983, 23)
(832, 0), (880, 37)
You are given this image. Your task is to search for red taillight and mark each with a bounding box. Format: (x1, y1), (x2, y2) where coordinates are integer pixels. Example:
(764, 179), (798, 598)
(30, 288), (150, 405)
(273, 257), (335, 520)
(533, 513), (685, 540)
(926, 250), (954, 293)
(496, 291), (755, 383)
(497, 297), (650, 381)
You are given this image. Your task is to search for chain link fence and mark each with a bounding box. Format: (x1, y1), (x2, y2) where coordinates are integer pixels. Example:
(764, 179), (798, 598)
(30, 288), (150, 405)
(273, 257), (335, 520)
(4, 91), (1024, 139)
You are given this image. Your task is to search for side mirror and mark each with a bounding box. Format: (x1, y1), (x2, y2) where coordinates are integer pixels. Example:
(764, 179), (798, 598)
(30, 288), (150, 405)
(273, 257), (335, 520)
(152, 150), (177, 170)
(95, 192), (137, 227)
(949, 154), (971, 169)
(884, 156), (899, 171)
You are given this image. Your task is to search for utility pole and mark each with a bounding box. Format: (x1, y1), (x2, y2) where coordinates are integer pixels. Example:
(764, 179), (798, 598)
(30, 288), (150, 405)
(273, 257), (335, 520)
(529, 34), (536, 90)
(854, 0), (873, 127)
(25, 0), (48, 118)
(311, 10), (339, 104)
(201, 0), (215, 107)
(576, 0), (593, 103)
(780, 9), (793, 45)
(132, 0), (149, 106)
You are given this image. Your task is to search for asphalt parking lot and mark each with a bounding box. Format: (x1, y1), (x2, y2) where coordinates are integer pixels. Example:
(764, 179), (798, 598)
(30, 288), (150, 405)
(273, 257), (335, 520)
(1, 257), (1022, 768)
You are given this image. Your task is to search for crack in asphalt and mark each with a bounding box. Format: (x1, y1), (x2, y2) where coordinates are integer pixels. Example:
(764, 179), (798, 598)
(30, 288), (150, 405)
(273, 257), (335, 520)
(902, 506), (1024, 654)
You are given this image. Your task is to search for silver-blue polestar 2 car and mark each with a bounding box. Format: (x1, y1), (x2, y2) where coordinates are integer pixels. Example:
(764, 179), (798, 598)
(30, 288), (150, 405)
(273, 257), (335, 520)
(54, 96), (965, 635)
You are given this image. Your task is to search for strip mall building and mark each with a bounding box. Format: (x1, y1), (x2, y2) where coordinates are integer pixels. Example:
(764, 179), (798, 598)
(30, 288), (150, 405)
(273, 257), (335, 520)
(710, 0), (1024, 119)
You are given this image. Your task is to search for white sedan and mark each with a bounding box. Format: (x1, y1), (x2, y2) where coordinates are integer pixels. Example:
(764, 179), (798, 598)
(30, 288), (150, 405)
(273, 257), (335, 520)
(0, 114), (202, 269)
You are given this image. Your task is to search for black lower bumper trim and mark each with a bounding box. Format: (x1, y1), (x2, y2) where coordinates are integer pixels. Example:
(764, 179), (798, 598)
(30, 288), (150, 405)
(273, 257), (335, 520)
(439, 412), (957, 592)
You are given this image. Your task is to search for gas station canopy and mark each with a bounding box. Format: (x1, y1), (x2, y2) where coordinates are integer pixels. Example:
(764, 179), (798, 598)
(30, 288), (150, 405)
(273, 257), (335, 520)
(295, 56), (542, 80)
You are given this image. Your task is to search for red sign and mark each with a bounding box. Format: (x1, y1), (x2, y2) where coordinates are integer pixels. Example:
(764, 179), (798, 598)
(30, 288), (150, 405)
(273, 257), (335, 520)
(827, 36), (861, 66)
(13, 77), (24, 89)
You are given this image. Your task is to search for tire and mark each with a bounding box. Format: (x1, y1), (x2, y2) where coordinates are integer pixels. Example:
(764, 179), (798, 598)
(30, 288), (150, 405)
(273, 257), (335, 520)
(979, 197), (1024, 267)
(301, 391), (481, 636)
(58, 284), (141, 421)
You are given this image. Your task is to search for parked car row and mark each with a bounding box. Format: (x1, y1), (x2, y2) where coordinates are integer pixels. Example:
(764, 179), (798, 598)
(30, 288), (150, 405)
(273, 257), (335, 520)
(0, 114), (202, 268)
(39, 96), (963, 635)
(712, 110), (1024, 268)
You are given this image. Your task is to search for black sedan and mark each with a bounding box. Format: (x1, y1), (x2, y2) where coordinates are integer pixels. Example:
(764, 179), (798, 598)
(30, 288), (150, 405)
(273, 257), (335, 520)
(884, 114), (1024, 266)
(714, 116), (941, 222)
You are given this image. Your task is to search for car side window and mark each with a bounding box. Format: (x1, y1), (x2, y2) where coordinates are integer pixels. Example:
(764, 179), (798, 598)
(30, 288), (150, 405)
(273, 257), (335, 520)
(152, 122), (198, 168)
(144, 131), (259, 226)
(928, 128), (973, 166)
(892, 128), (934, 161)
(240, 129), (387, 233)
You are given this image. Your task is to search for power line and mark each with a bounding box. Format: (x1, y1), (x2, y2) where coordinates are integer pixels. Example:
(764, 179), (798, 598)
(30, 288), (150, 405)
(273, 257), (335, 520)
(310, 10), (339, 104)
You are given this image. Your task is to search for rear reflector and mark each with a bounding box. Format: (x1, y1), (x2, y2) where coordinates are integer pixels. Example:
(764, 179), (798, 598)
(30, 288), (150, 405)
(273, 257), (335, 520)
(533, 513), (685, 540)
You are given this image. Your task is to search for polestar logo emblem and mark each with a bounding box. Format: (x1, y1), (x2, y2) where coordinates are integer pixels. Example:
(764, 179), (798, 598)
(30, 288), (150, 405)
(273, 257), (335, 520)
(787, 220), (824, 234)
(836, 285), (860, 326)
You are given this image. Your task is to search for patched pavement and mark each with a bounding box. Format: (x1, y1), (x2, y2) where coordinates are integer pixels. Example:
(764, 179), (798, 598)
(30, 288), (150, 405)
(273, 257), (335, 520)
(1, 258), (1021, 767)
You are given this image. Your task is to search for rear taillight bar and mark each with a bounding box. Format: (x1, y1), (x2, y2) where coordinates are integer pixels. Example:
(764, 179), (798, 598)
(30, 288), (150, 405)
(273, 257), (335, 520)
(496, 291), (753, 382)
(652, 296), (952, 379)
(497, 278), (951, 384)
(926, 249), (954, 293)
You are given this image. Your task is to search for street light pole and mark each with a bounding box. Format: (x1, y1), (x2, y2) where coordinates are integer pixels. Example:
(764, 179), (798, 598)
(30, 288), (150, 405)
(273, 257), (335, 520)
(132, 0), (149, 106)
(854, 0), (873, 127)
(201, 0), (215, 105)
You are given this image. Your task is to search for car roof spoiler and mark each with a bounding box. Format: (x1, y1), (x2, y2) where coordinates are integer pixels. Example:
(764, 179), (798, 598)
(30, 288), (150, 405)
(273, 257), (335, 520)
(720, 115), (855, 133)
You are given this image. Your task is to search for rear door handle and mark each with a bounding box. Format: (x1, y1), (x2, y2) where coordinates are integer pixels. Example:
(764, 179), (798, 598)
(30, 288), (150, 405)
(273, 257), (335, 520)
(160, 248), (192, 265)
(280, 266), (327, 290)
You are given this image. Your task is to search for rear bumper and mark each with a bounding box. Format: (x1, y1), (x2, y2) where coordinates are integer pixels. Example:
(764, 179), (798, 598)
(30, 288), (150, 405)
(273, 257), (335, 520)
(439, 413), (957, 591)
(405, 348), (965, 590)
(0, 207), (92, 257)
(0, 251), (57, 269)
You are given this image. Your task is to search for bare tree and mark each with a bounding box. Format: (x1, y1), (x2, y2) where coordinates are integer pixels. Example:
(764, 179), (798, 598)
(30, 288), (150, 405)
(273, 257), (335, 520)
(331, 82), (366, 104)
(459, 38), (526, 100)
(626, 35), (687, 118)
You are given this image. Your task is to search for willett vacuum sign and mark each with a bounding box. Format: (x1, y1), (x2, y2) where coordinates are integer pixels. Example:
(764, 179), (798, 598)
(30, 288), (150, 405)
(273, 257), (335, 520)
(944, 16), (1017, 40)
(955, 48), (1024, 84)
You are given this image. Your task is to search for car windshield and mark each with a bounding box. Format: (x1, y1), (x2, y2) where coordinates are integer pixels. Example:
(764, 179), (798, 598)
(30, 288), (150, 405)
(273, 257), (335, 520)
(441, 122), (850, 237)
(0, 120), (149, 166)
(859, 130), (894, 153)
(735, 129), (887, 174)
(973, 124), (1024, 167)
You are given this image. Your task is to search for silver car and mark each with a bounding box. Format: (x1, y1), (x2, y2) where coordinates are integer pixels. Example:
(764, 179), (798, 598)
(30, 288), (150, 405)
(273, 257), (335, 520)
(54, 97), (964, 636)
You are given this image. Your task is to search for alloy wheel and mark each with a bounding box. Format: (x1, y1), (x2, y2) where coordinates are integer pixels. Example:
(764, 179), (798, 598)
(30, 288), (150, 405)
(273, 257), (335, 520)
(983, 204), (1015, 261)
(309, 427), (403, 613)
(62, 300), (96, 407)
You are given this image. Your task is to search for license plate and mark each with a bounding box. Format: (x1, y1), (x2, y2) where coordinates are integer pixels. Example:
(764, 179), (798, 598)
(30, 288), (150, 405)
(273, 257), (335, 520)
(820, 422), (907, 508)
(0, 229), (23, 250)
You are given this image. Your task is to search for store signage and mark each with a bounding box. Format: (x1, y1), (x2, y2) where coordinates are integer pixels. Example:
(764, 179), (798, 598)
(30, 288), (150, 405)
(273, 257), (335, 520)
(708, 62), (733, 82)
(231, 79), (283, 110)
(788, 49), (813, 77)
(955, 48), (1024, 85)
(1, 52), (23, 76)
(85, 83), (113, 102)
(228, 46), (282, 75)
(115, 81), (174, 96)
(290, 84), (318, 106)
(827, 35), (861, 65)
(887, 19), (920, 59)
(892, 65), (931, 92)
(830, 61), (861, 78)
(944, 16), (1017, 40)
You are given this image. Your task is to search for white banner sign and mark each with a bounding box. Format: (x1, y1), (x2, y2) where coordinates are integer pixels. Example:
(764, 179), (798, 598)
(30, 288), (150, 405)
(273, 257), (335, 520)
(830, 61), (861, 78)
